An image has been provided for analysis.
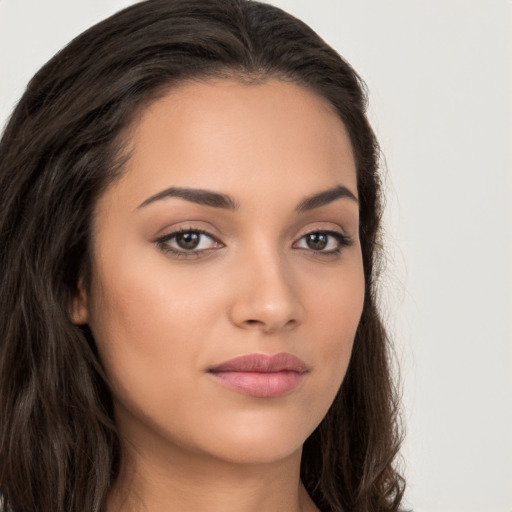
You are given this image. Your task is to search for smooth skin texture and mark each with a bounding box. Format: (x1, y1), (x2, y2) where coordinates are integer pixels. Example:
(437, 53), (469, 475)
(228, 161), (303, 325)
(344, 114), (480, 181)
(72, 80), (365, 512)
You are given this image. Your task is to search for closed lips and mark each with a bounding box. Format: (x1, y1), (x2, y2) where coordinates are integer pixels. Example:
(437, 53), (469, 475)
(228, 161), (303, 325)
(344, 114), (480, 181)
(208, 353), (309, 398)
(208, 352), (309, 374)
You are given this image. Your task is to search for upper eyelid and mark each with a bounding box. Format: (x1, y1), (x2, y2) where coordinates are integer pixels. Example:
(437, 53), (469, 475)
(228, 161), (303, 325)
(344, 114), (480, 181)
(160, 230), (219, 244)
(155, 226), (219, 242)
(297, 226), (345, 236)
(294, 225), (349, 241)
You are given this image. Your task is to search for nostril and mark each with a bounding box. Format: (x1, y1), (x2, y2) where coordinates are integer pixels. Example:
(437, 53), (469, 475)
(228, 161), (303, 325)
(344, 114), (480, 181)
(241, 317), (298, 333)
(245, 319), (262, 326)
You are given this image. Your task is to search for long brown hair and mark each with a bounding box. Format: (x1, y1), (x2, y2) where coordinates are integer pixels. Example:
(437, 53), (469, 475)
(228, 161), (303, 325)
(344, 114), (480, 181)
(0, 1), (405, 511)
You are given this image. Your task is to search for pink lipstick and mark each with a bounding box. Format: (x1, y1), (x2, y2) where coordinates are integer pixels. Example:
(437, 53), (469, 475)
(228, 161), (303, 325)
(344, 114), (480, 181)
(208, 353), (309, 398)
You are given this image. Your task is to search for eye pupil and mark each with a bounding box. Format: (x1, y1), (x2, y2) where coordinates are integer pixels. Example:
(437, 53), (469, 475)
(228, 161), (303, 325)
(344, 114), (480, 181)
(176, 232), (200, 250)
(306, 233), (328, 250)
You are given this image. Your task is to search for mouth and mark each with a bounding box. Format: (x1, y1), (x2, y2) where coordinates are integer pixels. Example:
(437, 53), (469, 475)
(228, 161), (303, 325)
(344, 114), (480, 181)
(208, 352), (309, 398)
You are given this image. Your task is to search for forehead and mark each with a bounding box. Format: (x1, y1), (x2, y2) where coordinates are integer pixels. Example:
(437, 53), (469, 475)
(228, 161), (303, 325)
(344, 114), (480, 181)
(106, 79), (357, 210)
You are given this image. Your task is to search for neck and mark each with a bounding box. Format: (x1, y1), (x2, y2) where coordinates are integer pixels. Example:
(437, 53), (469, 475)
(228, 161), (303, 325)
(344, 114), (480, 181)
(108, 435), (318, 512)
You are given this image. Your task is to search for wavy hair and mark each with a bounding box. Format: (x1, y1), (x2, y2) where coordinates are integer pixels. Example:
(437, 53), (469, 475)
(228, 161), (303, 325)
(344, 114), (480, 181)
(0, 1), (405, 511)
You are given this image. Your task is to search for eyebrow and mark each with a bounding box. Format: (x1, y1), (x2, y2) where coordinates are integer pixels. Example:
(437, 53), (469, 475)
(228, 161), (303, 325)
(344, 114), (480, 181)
(137, 184), (357, 211)
(295, 185), (358, 212)
(137, 187), (239, 210)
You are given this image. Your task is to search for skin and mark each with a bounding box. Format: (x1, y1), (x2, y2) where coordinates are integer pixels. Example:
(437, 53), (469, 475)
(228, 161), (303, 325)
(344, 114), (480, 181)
(72, 79), (365, 512)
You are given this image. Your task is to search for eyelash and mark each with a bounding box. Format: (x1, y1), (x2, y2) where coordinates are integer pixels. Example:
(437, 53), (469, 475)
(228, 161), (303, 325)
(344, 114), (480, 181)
(155, 228), (353, 258)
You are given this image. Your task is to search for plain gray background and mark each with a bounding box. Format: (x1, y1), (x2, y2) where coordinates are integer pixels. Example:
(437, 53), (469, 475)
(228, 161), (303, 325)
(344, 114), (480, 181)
(1, 1), (511, 511)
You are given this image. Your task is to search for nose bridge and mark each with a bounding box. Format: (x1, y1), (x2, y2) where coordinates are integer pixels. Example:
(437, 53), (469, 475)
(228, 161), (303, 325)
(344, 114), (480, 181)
(229, 235), (302, 333)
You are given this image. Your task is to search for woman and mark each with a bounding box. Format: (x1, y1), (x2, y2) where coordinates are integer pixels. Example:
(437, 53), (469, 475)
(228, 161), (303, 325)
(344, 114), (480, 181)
(0, 1), (405, 511)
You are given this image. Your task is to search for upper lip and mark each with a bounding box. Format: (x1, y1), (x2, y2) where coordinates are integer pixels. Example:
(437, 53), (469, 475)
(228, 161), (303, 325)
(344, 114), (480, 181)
(208, 352), (309, 374)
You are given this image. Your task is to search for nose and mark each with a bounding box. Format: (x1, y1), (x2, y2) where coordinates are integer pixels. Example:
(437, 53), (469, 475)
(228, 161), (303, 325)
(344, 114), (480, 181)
(228, 246), (304, 334)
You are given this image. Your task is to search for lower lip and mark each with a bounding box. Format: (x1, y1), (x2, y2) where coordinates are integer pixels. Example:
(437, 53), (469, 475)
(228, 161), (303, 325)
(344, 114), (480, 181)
(209, 370), (305, 398)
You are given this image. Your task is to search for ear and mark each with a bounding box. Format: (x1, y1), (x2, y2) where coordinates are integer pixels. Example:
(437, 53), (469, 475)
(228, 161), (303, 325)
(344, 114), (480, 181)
(70, 279), (89, 325)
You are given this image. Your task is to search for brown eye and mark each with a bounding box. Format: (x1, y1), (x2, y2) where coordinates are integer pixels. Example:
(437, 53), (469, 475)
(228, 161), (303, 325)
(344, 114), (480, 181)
(175, 232), (201, 250)
(305, 233), (328, 250)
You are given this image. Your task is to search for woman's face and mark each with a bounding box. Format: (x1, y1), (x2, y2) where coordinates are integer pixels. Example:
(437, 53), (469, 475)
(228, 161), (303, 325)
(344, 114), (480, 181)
(74, 79), (364, 466)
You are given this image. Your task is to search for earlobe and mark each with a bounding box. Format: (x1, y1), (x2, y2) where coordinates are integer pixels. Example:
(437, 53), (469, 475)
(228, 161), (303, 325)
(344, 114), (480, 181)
(70, 280), (89, 325)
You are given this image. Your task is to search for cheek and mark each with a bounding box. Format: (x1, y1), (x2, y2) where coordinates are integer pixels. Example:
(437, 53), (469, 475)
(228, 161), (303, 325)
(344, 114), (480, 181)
(86, 258), (199, 396)
(302, 259), (365, 395)
(86, 270), (211, 451)
(309, 258), (364, 338)
(89, 243), (214, 340)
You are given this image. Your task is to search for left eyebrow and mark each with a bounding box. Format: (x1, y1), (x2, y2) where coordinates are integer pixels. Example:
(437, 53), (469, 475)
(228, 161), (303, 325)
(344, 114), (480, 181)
(295, 185), (358, 213)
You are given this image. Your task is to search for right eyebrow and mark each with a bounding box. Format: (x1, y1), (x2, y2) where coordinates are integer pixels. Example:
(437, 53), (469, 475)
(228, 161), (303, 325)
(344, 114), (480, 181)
(136, 187), (239, 210)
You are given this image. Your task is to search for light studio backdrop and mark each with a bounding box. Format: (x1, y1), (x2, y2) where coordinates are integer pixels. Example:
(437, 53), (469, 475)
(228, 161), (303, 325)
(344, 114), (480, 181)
(1, 1), (511, 511)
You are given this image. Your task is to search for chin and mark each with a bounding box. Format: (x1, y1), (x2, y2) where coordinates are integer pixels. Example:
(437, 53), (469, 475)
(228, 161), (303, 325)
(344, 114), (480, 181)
(198, 433), (305, 466)
(187, 407), (320, 466)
